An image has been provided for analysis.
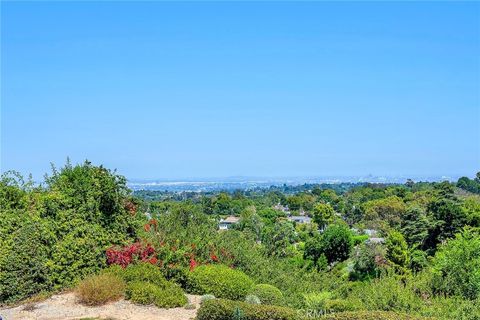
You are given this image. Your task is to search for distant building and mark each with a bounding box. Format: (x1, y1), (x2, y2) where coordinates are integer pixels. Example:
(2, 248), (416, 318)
(287, 215), (312, 224)
(364, 229), (378, 237)
(367, 237), (385, 244)
(274, 203), (290, 213)
(219, 216), (240, 230)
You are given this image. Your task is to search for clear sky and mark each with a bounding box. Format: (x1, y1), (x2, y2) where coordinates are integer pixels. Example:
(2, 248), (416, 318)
(1, 1), (479, 180)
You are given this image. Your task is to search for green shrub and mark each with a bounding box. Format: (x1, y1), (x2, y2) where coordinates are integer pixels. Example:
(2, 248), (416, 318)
(324, 299), (361, 312)
(0, 211), (53, 303)
(123, 263), (168, 288)
(426, 296), (480, 320)
(47, 224), (110, 288)
(347, 275), (423, 314)
(126, 281), (158, 304)
(188, 265), (254, 300)
(100, 264), (125, 279)
(153, 282), (188, 308)
(353, 235), (369, 246)
(249, 284), (284, 305)
(321, 311), (432, 320)
(431, 228), (480, 300)
(196, 298), (300, 320)
(126, 280), (187, 308)
(76, 273), (125, 306)
(0, 163), (141, 303)
(303, 291), (332, 311)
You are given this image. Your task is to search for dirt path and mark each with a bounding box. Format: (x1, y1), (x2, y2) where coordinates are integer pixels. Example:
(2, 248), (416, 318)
(0, 293), (201, 320)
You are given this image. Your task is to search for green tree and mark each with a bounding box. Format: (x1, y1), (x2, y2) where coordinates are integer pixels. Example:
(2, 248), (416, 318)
(457, 174), (480, 194)
(385, 230), (409, 272)
(238, 206), (263, 241)
(431, 228), (480, 300)
(400, 206), (429, 248)
(425, 198), (467, 252)
(304, 233), (327, 270)
(262, 221), (297, 257)
(350, 242), (387, 280)
(363, 196), (406, 228)
(305, 224), (353, 265)
(312, 203), (336, 230)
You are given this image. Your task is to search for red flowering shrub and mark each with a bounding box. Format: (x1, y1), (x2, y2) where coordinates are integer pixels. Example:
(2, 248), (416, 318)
(144, 219), (158, 232)
(124, 200), (137, 215)
(106, 242), (157, 268)
(105, 238), (235, 280)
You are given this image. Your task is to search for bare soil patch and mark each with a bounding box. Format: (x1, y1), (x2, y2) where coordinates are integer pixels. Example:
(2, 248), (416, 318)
(0, 292), (201, 320)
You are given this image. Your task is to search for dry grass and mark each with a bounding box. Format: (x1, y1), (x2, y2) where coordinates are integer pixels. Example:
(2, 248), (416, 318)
(76, 273), (126, 306)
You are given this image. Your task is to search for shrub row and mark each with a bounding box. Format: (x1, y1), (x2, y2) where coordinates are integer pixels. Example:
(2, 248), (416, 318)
(320, 311), (434, 320)
(126, 280), (187, 308)
(76, 263), (187, 308)
(196, 298), (301, 320)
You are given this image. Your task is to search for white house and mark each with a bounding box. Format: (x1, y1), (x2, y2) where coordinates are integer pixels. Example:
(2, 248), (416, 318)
(218, 216), (240, 230)
(287, 215), (312, 224)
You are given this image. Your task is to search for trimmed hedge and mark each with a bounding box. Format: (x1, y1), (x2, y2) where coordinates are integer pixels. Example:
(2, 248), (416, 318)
(123, 263), (168, 288)
(153, 283), (188, 308)
(196, 298), (300, 320)
(188, 265), (254, 300)
(320, 311), (434, 320)
(126, 280), (187, 308)
(249, 284), (284, 305)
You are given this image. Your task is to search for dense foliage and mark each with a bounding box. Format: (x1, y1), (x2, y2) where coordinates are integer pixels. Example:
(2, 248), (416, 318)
(187, 265), (254, 300)
(2, 162), (480, 320)
(0, 161), (141, 303)
(196, 299), (300, 320)
(249, 284), (284, 306)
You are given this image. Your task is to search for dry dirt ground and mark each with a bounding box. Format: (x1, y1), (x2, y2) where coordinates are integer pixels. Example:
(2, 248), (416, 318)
(0, 293), (201, 320)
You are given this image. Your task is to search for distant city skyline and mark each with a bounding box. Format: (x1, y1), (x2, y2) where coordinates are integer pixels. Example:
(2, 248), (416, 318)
(2, 2), (479, 180)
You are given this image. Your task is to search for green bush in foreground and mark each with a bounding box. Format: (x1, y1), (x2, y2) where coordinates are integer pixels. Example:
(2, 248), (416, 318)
(76, 273), (125, 306)
(431, 228), (480, 300)
(123, 263), (168, 288)
(196, 298), (300, 320)
(320, 311), (434, 320)
(188, 264), (254, 300)
(126, 280), (187, 308)
(153, 283), (188, 308)
(0, 212), (53, 303)
(126, 281), (158, 304)
(249, 284), (284, 305)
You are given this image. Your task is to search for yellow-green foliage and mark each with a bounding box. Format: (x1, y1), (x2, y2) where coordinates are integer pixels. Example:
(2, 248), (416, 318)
(188, 265), (254, 300)
(123, 263), (168, 288)
(303, 291), (332, 311)
(196, 298), (300, 320)
(126, 280), (187, 308)
(249, 284), (284, 305)
(321, 311), (434, 320)
(76, 273), (126, 306)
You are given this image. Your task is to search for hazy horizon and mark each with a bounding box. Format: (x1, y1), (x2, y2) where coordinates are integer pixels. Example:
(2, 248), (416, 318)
(2, 2), (479, 180)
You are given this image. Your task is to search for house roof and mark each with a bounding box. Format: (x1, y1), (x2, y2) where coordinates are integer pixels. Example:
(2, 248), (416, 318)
(221, 216), (240, 224)
(287, 216), (312, 223)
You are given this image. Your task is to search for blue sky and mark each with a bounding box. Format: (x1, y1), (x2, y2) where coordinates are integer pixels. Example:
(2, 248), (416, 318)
(1, 2), (479, 180)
